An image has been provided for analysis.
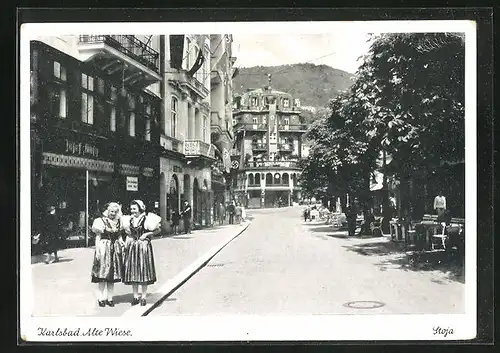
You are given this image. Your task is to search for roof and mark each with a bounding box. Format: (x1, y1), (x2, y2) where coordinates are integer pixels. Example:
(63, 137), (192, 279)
(242, 87), (293, 98)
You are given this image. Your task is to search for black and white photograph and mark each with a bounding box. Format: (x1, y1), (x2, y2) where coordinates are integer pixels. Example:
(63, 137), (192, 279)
(20, 19), (478, 341)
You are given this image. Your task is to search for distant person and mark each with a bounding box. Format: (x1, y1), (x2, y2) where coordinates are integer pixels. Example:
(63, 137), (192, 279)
(434, 190), (447, 217)
(227, 201), (236, 224)
(180, 201), (192, 234)
(171, 209), (180, 235)
(218, 202), (226, 225)
(303, 206), (311, 222)
(240, 204), (247, 224)
(41, 206), (61, 264)
(346, 204), (358, 237)
(235, 203), (242, 224)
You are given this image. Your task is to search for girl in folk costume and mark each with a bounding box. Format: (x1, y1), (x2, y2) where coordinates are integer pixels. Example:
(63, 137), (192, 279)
(122, 200), (161, 306)
(91, 202), (126, 307)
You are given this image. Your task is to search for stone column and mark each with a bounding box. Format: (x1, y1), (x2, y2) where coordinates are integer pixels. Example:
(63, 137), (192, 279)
(188, 103), (195, 139)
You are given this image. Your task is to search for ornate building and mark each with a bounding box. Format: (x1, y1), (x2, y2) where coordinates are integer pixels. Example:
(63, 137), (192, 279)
(231, 87), (307, 208)
(30, 36), (163, 244)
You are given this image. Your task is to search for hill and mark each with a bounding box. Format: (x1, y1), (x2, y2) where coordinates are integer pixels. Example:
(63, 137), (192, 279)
(232, 63), (354, 108)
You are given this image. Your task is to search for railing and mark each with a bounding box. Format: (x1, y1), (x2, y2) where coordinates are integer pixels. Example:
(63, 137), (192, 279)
(278, 143), (294, 151)
(234, 122), (268, 131)
(211, 111), (222, 127)
(234, 105), (300, 112)
(278, 124), (308, 131)
(252, 142), (267, 150)
(244, 160), (300, 169)
(78, 35), (160, 72)
(184, 139), (216, 159)
(160, 134), (183, 153)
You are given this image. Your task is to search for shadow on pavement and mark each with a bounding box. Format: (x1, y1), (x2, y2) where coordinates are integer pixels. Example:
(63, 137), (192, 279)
(31, 256), (74, 265)
(343, 239), (465, 284)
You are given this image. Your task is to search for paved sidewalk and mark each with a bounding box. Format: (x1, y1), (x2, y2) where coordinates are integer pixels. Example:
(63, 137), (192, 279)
(31, 222), (250, 317)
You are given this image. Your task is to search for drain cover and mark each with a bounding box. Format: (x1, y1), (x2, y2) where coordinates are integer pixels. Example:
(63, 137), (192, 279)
(207, 263), (225, 267)
(343, 301), (385, 309)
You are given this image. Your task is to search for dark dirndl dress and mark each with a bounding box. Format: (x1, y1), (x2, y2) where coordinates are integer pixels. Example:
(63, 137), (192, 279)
(91, 218), (125, 283)
(123, 215), (157, 285)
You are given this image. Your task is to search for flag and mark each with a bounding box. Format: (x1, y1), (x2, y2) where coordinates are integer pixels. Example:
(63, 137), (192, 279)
(169, 35), (185, 70)
(187, 48), (205, 77)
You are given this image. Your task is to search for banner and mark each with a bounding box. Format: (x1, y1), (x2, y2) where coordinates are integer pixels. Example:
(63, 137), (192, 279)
(187, 48), (205, 77)
(169, 35), (185, 70)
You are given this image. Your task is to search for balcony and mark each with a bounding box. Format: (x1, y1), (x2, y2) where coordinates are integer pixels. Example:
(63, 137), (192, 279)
(210, 111), (223, 134)
(184, 140), (216, 160)
(168, 71), (209, 100)
(278, 143), (294, 152)
(160, 134), (183, 155)
(278, 124), (308, 132)
(252, 142), (267, 151)
(244, 159), (301, 170)
(77, 35), (161, 88)
(234, 122), (268, 132)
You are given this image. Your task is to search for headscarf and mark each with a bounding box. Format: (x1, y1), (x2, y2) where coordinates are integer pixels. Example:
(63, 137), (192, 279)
(102, 202), (122, 219)
(132, 199), (146, 213)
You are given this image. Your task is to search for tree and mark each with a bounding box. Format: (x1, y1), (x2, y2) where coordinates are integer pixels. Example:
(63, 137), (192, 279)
(300, 32), (465, 226)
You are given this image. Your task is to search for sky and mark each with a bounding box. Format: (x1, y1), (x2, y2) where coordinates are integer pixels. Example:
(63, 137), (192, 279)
(232, 32), (374, 74)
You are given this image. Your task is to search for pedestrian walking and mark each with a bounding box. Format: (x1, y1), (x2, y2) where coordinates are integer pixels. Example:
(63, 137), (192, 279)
(171, 209), (180, 235)
(346, 203), (358, 237)
(218, 202), (226, 225)
(235, 203), (242, 224)
(122, 199), (161, 306)
(240, 204), (247, 224)
(227, 201), (236, 224)
(180, 200), (192, 234)
(41, 206), (61, 264)
(90, 202), (126, 308)
(303, 206), (311, 222)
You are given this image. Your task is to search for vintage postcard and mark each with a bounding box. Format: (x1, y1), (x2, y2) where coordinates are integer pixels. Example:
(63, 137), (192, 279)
(20, 19), (476, 341)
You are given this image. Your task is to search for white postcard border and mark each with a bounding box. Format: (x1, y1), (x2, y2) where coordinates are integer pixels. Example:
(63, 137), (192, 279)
(20, 20), (477, 342)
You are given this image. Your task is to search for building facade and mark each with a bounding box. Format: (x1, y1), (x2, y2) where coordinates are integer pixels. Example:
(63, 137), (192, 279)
(30, 36), (163, 243)
(158, 34), (215, 232)
(231, 87), (307, 208)
(209, 34), (237, 215)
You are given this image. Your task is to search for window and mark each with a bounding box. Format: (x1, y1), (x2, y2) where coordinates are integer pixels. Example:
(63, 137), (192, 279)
(53, 61), (67, 81)
(283, 98), (290, 108)
(129, 112), (136, 137)
(110, 107), (116, 132)
(284, 117), (290, 125)
(262, 116), (267, 124)
(202, 116), (207, 142)
(145, 118), (151, 141)
(250, 97), (257, 106)
(252, 117), (258, 124)
(81, 73), (94, 124)
(51, 61), (68, 118)
(128, 94), (136, 137)
(171, 96), (178, 138)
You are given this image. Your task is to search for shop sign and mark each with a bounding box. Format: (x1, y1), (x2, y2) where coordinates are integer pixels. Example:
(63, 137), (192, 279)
(65, 139), (99, 158)
(126, 176), (138, 191)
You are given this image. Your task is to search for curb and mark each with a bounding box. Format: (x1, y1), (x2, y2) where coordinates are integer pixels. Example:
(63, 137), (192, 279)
(121, 221), (252, 317)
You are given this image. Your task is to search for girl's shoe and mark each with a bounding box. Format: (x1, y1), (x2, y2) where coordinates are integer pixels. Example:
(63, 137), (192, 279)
(98, 300), (106, 307)
(131, 298), (140, 306)
(140, 298), (147, 306)
(106, 300), (115, 307)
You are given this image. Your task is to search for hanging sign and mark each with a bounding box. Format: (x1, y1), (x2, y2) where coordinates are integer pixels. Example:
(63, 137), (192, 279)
(126, 176), (138, 191)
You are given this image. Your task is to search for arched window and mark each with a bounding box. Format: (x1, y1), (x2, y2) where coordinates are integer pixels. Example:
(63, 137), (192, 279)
(255, 173), (261, 185)
(274, 173), (281, 185)
(248, 174), (254, 185)
(282, 173), (289, 185)
(266, 173), (273, 185)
